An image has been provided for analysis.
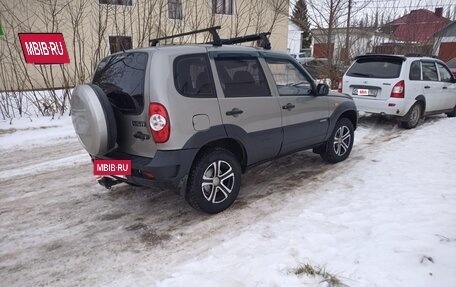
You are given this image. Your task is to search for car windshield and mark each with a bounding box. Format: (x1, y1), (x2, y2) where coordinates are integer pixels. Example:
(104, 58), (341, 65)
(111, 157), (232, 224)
(347, 58), (402, 79)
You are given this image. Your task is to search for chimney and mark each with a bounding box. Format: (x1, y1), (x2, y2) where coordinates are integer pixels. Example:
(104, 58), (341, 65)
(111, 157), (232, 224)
(435, 7), (443, 17)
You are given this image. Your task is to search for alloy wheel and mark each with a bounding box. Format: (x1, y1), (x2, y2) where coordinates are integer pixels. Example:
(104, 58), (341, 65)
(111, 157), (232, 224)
(201, 160), (235, 204)
(333, 126), (351, 157)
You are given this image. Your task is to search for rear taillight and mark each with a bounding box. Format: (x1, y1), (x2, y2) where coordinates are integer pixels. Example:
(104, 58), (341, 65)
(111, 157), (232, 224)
(337, 78), (343, 93)
(148, 103), (170, 143)
(390, 80), (405, 98)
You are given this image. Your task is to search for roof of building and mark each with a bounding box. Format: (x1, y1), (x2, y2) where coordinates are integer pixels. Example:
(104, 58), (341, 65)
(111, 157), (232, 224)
(381, 9), (451, 42)
(434, 21), (456, 37)
(311, 27), (377, 34)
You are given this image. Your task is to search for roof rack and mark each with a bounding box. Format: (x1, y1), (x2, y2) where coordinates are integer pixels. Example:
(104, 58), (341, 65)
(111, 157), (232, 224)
(149, 26), (271, 50)
(150, 26), (222, 47)
(404, 53), (423, 57)
(208, 32), (271, 50)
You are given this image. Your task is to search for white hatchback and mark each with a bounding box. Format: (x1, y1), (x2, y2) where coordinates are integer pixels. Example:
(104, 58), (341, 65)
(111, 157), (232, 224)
(340, 54), (456, 128)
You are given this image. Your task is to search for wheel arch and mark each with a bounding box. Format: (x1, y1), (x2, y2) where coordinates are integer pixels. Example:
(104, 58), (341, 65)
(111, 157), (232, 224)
(414, 95), (426, 116)
(179, 135), (248, 198)
(339, 110), (358, 130)
(326, 100), (358, 140)
(194, 138), (248, 173)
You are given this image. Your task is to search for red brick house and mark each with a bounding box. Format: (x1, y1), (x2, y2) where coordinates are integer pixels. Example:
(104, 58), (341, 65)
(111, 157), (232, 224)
(433, 21), (456, 62)
(374, 8), (452, 55)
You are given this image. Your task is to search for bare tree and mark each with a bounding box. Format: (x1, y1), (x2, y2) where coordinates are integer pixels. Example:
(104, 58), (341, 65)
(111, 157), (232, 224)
(0, 0), (289, 119)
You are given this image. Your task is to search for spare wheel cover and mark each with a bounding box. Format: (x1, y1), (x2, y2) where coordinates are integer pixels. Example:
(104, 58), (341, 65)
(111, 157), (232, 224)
(70, 84), (117, 156)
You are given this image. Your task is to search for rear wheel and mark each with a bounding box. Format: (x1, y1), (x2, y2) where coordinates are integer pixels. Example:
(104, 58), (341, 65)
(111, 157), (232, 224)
(320, 118), (354, 164)
(446, 105), (456, 118)
(401, 103), (422, 129)
(186, 148), (241, 214)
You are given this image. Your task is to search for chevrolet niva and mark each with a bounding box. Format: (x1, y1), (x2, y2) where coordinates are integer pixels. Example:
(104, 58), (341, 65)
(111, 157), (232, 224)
(71, 28), (358, 213)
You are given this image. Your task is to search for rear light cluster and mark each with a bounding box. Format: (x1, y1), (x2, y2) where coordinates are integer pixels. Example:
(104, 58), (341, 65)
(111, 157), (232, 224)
(338, 78), (343, 93)
(390, 80), (405, 98)
(148, 103), (170, 143)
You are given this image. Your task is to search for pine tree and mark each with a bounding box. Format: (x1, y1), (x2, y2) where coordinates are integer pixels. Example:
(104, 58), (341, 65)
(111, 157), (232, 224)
(291, 0), (312, 49)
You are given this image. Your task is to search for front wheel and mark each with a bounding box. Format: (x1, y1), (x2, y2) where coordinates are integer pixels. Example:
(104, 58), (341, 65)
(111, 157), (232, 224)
(186, 148), (242, 214)
(320, 118), (354, 164)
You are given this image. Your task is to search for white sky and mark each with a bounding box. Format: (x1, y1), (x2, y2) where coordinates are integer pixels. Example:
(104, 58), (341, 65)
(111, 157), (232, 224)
(354, 0), (456, 18)
(291, 0), (456, 25)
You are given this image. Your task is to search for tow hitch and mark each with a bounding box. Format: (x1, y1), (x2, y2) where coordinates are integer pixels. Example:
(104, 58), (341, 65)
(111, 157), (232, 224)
(97, 176), (123, 189)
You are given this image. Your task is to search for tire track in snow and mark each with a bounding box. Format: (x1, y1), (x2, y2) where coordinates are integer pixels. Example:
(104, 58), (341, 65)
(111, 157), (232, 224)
(235, 115), (408, 207)
(0, 153), (89, 181)
(0, 140), (84, 176)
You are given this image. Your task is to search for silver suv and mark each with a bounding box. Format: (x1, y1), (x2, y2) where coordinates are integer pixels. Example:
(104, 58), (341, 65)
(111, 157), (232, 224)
(71, 28), (357, 213)
(341, 54), (456, 128)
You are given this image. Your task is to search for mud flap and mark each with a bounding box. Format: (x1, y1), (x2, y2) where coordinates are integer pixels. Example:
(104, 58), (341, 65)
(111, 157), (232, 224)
(312, 144), (325, 155)
(178, 174), (189, 197)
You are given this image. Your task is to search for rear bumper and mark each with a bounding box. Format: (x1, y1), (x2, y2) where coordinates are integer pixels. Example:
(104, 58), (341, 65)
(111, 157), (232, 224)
(96, 148), (199, 185)
(353, 97), (409, 117)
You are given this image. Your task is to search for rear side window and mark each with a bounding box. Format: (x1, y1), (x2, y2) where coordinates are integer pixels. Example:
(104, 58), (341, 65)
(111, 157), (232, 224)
(93, 52), (148, 115)
(214, 55), (270, 98)
(422, 62), (438, 81)
(174, 54), (215, 98)
(347, 58), (402, 79)
(409, 61), (421, 80)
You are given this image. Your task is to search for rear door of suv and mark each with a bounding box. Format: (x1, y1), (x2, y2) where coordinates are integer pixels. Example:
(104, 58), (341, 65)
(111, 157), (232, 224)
(92, 52), (157, 157)
(209, 51), (283, 165)
(263, 54), (329, 155)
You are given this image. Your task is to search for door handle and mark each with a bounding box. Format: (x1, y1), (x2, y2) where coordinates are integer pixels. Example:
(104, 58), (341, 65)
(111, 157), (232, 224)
(443, 86), (448, 90)
(282, 103), (296, 111)
(424, 86), (430, 89)
(226, 108), (244, 117)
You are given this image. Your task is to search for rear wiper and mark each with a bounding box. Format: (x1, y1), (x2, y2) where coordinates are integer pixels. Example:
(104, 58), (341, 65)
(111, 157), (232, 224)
(350, 72), (372, 77)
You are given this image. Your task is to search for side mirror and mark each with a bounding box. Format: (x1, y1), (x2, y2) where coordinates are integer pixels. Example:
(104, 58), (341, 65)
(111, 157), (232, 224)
(316, 83), (329, 96)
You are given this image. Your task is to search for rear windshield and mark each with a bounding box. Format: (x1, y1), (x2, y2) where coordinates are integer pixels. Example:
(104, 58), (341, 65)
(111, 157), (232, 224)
(93, 52), (148, 115)
(347, 58), (402, 79)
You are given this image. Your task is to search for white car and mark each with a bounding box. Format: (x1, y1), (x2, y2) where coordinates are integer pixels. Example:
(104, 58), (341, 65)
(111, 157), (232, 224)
(340, 54), (456, 128)
(296, 54), (314, 64)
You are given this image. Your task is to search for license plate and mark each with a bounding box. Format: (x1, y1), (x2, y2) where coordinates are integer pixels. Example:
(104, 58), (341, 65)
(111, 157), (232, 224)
(93, 159), (132, 176)
(353, 88), (377, 96)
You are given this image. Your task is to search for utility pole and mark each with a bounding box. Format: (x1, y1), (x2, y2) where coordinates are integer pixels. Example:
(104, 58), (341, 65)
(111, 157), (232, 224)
(344, 0), (352, 64)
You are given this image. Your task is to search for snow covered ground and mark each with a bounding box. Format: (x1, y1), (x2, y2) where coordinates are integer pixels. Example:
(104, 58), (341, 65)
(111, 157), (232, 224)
(0, 115), (455, 287)
(0, 89), (71, 119)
